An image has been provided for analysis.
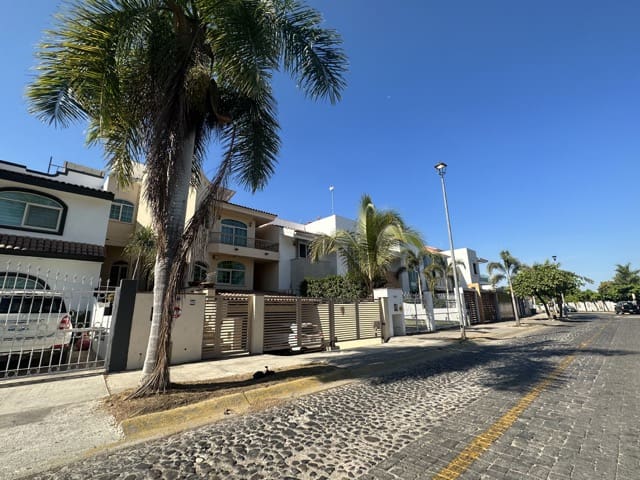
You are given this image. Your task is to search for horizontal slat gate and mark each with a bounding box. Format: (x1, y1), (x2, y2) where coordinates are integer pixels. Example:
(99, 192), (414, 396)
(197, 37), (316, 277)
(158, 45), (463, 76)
(334, 303), (358, 342)
(202, 295), (249, 358)
(317, 303), (331, 344)
(358, 300), (380, 338)
(263, 298), (297, 352)
(263, 297), (325, 352)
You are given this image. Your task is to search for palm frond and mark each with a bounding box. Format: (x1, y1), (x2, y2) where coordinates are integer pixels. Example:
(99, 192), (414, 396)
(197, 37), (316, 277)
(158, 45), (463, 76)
(271, 0), (347, 103)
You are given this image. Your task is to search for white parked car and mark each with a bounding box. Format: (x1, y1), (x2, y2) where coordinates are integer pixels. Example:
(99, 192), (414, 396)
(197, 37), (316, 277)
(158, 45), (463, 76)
(0, 290), (74, 362)
(288, 322), (325, 352)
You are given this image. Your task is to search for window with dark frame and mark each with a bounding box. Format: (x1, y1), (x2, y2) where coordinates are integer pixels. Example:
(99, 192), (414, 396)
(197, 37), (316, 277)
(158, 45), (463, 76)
(0, 190), (64, 233)
(109, 199), (134, 223)
(220, 219), (248, 247)
(216, 260), (245, 286)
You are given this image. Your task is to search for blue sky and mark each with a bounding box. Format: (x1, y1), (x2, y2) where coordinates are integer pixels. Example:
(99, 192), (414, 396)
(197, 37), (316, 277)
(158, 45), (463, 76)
(1, 0), (639, 287)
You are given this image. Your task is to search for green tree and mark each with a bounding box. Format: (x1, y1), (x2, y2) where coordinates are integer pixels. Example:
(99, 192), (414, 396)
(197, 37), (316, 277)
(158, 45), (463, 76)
(310, 194), (424, 295)
(487, 250), (522, 326)
(423, 251), (447, 296)
(602, 263), (640, 301)
(512, 261), (585, 319)
(613, 263), (640, 285)
(123, 225), (157, 289)
(28, 0), (346, 395)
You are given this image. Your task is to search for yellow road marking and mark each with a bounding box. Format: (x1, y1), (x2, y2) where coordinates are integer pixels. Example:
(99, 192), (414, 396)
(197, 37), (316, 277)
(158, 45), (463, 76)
(432, 329), (603, 480)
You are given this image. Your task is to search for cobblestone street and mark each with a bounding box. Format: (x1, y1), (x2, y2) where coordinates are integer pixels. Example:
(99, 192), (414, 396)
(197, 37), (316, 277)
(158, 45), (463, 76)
(31, 314), (640, 479)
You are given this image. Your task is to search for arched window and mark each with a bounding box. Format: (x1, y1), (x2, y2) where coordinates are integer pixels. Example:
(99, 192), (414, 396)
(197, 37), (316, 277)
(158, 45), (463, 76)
(109, 261), (128, 286)
(0, 272), (49, 290)
(216, 261), (245, 286)
(109, 199), (134, 223)
(0, 189), (66, 234)
(193, 262), (208, 283)
(220, 219), (247, 247)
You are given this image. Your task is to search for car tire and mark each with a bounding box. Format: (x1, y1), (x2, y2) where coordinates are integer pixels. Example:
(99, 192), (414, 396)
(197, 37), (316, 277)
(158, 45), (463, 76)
(53, 346), (70, 365)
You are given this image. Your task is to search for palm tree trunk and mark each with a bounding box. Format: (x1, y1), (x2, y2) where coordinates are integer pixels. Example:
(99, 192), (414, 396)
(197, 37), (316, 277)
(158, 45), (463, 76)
(132, 255), (140, 280)
(444, 277), (451, 321)
(135, 130), (196, 394)
(506, 275), (520, 326)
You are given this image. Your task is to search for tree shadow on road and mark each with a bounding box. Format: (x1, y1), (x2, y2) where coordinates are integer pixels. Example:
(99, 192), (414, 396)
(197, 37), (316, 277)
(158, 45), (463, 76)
(350, 321), (636, 396)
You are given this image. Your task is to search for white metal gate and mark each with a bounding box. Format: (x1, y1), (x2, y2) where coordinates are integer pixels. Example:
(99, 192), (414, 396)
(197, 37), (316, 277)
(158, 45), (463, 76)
(0, 268), (113, 380)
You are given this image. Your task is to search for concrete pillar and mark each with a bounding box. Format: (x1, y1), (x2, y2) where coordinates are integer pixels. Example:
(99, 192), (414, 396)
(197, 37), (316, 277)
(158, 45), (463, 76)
(107, 279), (138, 373)
(373, 288), (404, 341)
(249, 294), (264, 354)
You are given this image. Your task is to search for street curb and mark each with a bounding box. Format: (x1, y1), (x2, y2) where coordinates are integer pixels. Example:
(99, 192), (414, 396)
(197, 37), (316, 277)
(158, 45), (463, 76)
(115, 370), (354, 444)
(116, 344), (466, 443)
(107, 320), (555, 448)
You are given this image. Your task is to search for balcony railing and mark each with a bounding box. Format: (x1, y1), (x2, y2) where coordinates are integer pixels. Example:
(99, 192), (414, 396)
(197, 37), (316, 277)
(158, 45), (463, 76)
(208, 232), (279, 252)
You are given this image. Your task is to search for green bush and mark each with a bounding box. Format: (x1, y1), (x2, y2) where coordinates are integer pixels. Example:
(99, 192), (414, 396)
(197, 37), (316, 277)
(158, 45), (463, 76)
(300, 275), (368, 300)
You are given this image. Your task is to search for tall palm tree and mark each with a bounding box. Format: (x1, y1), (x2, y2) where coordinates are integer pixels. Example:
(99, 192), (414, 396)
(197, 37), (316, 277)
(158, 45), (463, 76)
(27, 0), (346, 395)
(613, 263), (640, 285)
(310, 194), (424, 295)
(487, 250), (522, 326)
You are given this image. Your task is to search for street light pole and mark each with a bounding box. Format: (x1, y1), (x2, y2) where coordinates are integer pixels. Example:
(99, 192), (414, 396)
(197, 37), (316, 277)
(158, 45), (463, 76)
(329, 185), (335, 215)
(552, 255), (565, 317)
(435, 162), (466, 340)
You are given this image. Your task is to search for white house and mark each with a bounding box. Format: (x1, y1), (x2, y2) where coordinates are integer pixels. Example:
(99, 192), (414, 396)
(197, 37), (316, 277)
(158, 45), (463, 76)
(0, 160), (113, 292)
(258, 215), (356, 294)
(440, 247), (488, 288)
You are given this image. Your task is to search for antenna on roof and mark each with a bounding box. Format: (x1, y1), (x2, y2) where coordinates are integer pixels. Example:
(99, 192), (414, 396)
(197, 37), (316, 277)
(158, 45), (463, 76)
(329, 185), (335, 215)
(47, 156), (64, 174)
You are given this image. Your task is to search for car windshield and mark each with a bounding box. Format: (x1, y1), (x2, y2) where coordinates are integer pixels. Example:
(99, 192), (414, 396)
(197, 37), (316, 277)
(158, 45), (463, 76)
(0, 296), (66, 314)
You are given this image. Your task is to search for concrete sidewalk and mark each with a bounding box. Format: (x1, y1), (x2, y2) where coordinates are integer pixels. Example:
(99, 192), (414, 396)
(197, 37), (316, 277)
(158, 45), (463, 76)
(1, 314), (557, 479)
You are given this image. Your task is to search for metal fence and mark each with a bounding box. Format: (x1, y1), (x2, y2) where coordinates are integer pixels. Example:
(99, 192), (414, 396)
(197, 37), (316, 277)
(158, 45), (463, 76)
(402, 293), (432, 334)
(262, 296), (382, 352)
(0, 264), (114, 380)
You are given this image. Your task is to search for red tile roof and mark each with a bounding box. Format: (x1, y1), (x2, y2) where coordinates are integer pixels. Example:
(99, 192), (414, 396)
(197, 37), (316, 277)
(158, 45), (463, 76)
(0, 234), (105, 262)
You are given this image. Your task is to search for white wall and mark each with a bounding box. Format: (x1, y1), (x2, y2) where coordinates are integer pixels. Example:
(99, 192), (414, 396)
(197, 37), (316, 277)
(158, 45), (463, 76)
(0, 254), (102, 290)
(126, 293), (206, 370)
(305, 214), (356, 236)
(0, 254), (102, 316)
(304, 215), (355, 276)
(278, 230), (296, 291)
(440, 247), (485, 288)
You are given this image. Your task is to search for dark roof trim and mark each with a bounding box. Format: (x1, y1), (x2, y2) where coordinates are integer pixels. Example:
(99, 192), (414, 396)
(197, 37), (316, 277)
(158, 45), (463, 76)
(0, 168), (114, 201)
(0, 234), (105, 263)
(223, 201), (276, 218)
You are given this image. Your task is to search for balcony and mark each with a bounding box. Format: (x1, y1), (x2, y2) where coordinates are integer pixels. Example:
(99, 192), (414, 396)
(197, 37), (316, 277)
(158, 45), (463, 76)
(207, 232), (279, 261)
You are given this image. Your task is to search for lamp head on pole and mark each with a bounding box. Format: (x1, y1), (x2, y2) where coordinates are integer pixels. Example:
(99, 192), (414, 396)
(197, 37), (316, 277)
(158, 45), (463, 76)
(552, 255), (557, 263)
(434, 162), (447, 177)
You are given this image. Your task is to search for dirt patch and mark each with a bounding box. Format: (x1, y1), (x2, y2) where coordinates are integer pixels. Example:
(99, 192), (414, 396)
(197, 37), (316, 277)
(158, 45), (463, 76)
(103, 364), (340, 423)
